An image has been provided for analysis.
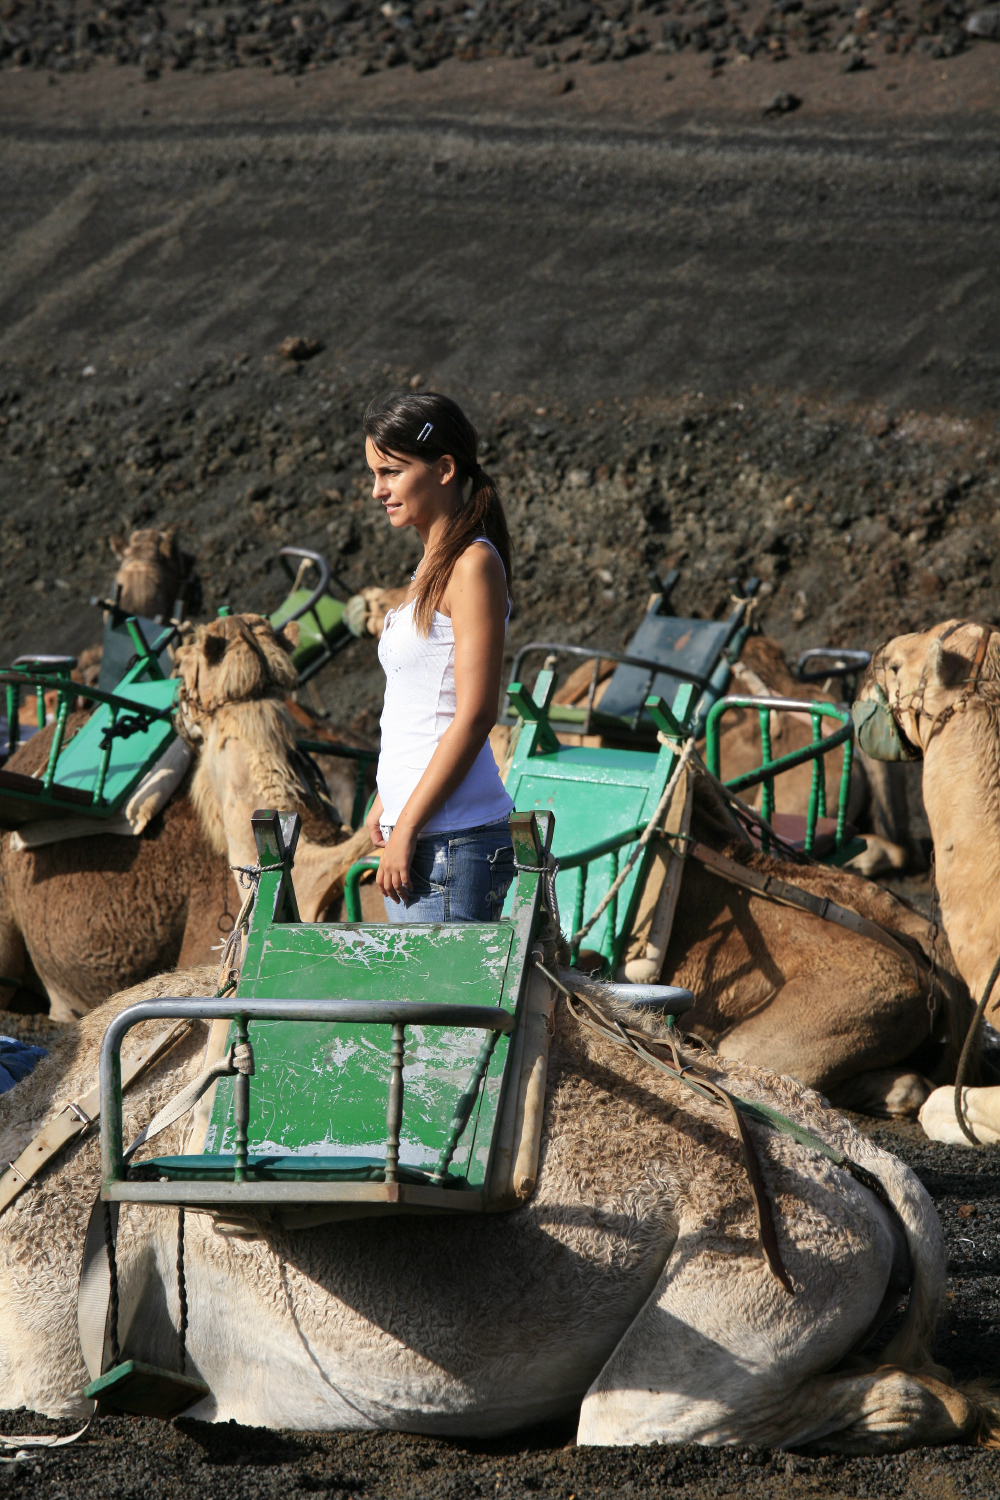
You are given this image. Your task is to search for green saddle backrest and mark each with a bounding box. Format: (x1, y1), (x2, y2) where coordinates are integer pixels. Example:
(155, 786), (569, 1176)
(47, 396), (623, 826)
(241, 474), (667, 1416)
(270, 591), (348, 671)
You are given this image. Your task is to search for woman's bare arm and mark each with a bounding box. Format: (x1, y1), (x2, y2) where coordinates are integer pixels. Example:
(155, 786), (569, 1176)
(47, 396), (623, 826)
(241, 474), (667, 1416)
(376, 543), (507, 902)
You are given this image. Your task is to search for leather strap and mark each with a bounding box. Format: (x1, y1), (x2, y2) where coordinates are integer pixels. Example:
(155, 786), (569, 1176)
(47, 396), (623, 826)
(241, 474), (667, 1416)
(0, 1020), (192, 1218)
(688, 842), (929, 989)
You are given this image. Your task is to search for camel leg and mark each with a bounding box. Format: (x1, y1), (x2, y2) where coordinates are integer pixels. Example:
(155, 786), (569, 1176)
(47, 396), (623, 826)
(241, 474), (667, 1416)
(828, 1068), (934, 1119)
(919, 1084), (1000, 1144)
(0, 894), (29, 1009)
(578, 1164), (975, 1451)
(711, 971), (929, 1096)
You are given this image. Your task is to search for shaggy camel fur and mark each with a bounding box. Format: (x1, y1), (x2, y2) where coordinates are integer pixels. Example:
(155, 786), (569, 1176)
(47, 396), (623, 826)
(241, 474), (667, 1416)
(0, 614), (375, 1019)
(0, 964), (990, 1450)
(0, 724), (231, 1020)
(651, 778), (967, 1119)
(854, 622), (1000, 1143)
(174, 612), (376, 922)
(109, 526), (197, 622)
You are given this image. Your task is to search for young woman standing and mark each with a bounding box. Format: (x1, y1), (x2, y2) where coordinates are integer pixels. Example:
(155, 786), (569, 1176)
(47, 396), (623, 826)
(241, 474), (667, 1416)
(363, 392), (516, 922)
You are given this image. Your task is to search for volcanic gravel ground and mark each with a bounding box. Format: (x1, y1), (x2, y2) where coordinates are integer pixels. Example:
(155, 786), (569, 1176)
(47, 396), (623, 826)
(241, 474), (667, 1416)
(1, 362), (998, 732)
(2, 1115), (1000, 1497)
(0, 0), (989, 84)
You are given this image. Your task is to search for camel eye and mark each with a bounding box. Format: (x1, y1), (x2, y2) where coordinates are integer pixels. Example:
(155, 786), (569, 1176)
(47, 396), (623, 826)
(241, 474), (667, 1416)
(887, 662), (900, 674)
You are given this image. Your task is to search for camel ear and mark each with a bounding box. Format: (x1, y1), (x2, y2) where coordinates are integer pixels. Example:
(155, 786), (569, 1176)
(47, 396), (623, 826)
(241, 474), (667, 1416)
(202, 632), (227, 667)
(159, 526), (178, 559)
(928, 636), (965, 689)
(275, 621), (300, 652)
(927, 638), (946, 686)
(109, 534), (126, 560)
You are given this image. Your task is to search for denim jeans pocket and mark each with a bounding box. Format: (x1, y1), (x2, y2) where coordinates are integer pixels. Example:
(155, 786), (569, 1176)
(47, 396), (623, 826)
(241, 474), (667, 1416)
(486, 842), (516, 919)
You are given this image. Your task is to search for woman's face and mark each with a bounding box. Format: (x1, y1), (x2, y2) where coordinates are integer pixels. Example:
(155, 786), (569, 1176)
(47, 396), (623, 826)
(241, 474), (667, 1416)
(366, 438), (458, 532)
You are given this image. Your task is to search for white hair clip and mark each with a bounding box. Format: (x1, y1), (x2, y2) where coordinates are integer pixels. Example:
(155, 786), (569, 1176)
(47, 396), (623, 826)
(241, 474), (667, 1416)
(417, 422), (433, 442)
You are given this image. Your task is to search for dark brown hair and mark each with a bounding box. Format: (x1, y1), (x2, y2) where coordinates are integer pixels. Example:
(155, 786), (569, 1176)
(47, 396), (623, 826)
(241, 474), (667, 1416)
(363, 391), (513, 636)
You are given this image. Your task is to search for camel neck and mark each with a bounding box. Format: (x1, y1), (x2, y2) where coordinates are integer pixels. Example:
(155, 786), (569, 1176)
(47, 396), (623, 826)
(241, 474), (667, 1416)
(922, 708), (1000, 1008)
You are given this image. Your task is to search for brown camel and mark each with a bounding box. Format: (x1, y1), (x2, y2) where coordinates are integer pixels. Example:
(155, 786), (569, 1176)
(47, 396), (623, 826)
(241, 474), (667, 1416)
(514, 633), (912, 876)
(654, 773), (966, 1117)
(108, 525), (198, 622)
(0, 613), (375, 1021)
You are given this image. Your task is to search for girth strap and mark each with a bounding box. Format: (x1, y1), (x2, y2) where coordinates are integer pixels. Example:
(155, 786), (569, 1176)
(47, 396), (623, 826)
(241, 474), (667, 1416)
(688, 841), (929, 990)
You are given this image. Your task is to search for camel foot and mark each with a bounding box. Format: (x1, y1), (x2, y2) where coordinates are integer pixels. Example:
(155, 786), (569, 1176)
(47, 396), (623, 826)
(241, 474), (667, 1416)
(828, 1069), (934, 1119)
(919, 1084), (1000, 1145)
(845, 836), (909, 878)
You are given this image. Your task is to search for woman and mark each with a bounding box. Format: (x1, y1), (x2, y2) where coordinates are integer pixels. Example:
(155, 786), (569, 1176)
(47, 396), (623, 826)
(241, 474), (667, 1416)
(363, 391), (516, 922)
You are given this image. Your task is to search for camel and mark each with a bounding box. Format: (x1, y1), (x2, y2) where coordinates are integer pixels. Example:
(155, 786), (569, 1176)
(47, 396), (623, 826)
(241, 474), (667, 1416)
(645, 774), (965, 1118)
(0, 963), (989, 1449)
(0, 614), (375, 1020)
(538, 635), (911, 877)
(853, 621), (1000, 1143)
(108, 526), (199, 623)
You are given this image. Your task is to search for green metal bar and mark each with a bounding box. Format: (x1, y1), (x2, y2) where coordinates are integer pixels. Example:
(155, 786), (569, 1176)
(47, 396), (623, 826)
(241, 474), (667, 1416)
(232, 1014), (250, 1184)
(5, 683), (19, 754)
(836, 733), (854, 850)
(506, 680), (561, 756)
(812, 711), (827, 820)
(125, 617), (165, 680)
(36, 687), (45, 732)
(0, 667), (176, 724)
(758, 708), (773, 855)
(344, 858), (380, 921)
(430, 1027), (501, 1185)
(722, 720), (853, 794)
(92, 707), (118, 806)
(41, 691), (71, 794)
(705, 707), (722, 777)
(603, 848), (620, 966)
(384, 1021), (405, 1184)
(570, 865), (587, 965)
(558, 825), (645, 872)
(645, 694), (684, 741)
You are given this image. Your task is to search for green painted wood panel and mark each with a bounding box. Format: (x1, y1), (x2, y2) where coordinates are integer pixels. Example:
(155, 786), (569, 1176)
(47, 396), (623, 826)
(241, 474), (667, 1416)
(205, 922), (516, 1185)
(504, 744), (672, 960)
(52, 678), (179, 810)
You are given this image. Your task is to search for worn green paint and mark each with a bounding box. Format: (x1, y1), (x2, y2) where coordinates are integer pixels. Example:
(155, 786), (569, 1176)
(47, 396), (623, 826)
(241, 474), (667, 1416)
(203, 816), (543, 1190)
(503, 679), (693, 971)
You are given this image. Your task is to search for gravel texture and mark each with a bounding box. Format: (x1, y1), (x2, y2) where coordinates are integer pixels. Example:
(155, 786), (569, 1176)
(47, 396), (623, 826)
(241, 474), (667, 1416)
(1, 360), (998, 729)
(0, 0), (986, 83)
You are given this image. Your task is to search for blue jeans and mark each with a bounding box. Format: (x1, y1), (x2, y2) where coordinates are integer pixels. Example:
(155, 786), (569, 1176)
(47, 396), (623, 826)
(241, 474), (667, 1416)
(385, 822), (515, 923)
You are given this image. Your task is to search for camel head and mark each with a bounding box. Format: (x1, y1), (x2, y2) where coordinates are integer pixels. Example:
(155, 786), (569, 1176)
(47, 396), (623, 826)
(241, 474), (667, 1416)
(854, 620), (1000, 762)
(343, 585), (409, 641)
(174, 612), (300, 740)
(109, 526), (199, 621)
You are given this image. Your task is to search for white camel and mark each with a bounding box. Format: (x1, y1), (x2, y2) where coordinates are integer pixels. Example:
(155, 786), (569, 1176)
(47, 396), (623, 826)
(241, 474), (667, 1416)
(0, 966), (988, 1451)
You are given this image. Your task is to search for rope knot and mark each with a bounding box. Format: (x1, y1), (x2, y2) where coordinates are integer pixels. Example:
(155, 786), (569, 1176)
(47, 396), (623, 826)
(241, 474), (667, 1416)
(232, 1041), (255, 1076)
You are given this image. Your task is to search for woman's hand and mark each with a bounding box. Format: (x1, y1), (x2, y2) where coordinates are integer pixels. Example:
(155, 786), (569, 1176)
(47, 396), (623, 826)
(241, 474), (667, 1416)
(377, 823), (418, 904)
(366, 793), (386, 849)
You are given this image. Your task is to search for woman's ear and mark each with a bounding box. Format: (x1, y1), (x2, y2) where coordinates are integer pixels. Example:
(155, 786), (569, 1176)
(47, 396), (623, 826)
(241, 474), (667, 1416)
(437, 453), (459, 486)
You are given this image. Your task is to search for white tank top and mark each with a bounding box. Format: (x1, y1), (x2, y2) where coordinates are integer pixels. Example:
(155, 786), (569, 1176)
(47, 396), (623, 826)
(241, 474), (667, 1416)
(376, 538), (514, 837)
